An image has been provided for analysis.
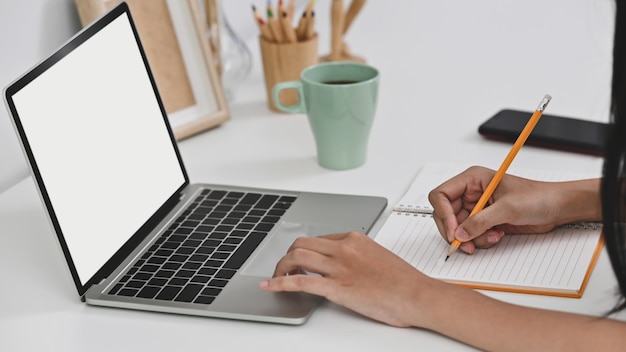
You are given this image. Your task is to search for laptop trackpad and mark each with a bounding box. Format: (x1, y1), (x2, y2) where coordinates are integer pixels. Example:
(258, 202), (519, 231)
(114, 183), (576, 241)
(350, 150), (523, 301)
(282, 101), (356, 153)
(241, 222), (354, 278)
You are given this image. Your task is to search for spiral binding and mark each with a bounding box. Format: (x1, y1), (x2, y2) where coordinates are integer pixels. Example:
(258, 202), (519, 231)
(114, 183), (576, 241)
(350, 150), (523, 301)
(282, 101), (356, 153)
(392, 205), (433, 216)
(394, 205), (603, 230)
(562, 222), (602, 230)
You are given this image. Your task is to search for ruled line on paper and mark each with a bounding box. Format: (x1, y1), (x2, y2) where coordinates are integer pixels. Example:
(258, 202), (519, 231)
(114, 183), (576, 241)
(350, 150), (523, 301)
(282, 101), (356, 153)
(375, 213), (602, 292)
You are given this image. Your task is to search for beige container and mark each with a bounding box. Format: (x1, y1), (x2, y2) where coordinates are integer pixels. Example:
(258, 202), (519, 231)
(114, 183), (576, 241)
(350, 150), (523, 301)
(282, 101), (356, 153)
(259, 34), (319, 111)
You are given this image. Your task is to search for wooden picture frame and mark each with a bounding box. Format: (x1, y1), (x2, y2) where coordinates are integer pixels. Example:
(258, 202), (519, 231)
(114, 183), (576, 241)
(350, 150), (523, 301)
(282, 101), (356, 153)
(75, 0), (229, 140)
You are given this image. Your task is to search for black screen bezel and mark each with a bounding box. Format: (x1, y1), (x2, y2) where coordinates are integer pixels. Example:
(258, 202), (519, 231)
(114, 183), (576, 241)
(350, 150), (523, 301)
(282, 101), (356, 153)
(3, 2), (190, 297)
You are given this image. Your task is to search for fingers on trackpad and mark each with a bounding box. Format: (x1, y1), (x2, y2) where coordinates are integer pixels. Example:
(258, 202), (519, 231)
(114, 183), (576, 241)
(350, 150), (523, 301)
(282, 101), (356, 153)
(240, 222), (355, 277)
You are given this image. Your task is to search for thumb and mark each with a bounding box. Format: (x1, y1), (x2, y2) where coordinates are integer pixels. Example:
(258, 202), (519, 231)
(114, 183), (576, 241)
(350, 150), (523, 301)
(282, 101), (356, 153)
(454, 205), (502, 243)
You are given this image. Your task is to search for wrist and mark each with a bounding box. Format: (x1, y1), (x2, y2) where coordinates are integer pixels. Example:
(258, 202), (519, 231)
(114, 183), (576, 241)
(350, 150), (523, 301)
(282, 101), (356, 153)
(555, 179), (602, 224)
(404, 273), (451, 329)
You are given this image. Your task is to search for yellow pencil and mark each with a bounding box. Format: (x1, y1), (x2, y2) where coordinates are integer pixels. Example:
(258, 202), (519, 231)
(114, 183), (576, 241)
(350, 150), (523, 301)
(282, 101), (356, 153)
(445, 94), (552, 261)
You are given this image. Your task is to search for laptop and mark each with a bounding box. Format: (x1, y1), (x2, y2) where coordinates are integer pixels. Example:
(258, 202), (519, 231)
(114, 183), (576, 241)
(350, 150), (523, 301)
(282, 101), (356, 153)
(3, 2), (386, 325)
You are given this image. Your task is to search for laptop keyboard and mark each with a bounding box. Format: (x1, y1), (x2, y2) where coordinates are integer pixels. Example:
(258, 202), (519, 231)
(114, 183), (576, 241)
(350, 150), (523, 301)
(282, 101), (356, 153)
(107, 189), (296, 305)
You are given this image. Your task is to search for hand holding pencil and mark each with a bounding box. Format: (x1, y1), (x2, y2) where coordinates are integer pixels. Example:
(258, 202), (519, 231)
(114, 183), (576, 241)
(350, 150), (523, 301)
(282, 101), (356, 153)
(443, 94), (552, 261)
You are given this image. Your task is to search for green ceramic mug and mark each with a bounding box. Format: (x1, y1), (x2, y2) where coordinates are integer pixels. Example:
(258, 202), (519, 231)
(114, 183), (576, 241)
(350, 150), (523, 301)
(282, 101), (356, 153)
(272, 62), (379, 170)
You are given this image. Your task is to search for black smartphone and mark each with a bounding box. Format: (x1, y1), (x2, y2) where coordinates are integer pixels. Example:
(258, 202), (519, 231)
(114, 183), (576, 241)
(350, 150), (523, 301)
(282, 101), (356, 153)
(478, 109), (609, 156)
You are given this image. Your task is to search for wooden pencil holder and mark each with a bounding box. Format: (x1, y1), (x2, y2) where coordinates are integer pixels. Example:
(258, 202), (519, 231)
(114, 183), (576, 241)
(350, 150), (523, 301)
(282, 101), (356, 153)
(259, 34), (319, 112)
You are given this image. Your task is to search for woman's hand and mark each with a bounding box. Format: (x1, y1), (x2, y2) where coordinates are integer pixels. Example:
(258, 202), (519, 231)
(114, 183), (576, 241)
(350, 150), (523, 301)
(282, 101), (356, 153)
(428, 166), (601, 254)
(259, 231), (432, 328)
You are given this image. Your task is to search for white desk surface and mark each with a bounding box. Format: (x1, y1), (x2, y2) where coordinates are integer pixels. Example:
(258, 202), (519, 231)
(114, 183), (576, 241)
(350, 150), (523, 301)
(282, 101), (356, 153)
(1, 1), (622, 350)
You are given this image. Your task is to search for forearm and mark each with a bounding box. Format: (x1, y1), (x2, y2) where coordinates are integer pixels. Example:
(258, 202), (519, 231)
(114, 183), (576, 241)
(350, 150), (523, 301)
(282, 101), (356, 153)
(415, 278), (625, 351)
(553, 178), (602, 225)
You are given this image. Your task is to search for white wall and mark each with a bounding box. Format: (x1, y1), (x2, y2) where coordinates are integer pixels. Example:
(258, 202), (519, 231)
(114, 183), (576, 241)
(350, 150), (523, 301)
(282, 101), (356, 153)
(0, 1), (279, 194)
(0, 0), (82, 193)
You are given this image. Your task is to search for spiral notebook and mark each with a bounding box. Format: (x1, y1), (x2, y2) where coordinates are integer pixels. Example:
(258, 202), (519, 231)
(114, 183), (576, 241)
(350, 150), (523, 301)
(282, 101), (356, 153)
(374, 163), (604, 298)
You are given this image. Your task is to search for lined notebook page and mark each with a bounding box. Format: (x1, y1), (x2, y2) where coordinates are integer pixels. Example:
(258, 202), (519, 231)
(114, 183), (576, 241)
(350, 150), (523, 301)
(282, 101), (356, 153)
(376, 214), (602, 296)
(375, 163), (604, 297)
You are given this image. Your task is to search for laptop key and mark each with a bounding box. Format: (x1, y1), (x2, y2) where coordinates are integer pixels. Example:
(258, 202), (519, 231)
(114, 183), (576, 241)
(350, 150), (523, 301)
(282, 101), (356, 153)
(198, 267), (217, 276)
(221, 217), (239, 225)
(182, 261), (202, 270)
(125, 280), (146, 289)
(162, 262), (182, 270)
(224, 237), (243, 245)
(118, 288), (139, 297)
(133, 272), (152, 281)
(140, 264), (159, 272)
(227, 191), (244, 198)
(223, 231), (266, 269)
(189, 254), (210, 262)
(220, 198), (238, 205)
(254, 223), (274, 232)
(211, 252), (230, 260)
(155, 286), (182, 300)
(256, 195), (278, 209)
(175, 284), (204, 302)
(267, 209), (286, 217)
(148, 278), (168, 286)
(263, 215), (281, 224)
(169, 278), (189, 286)
(175, 270), (195, 278)
(155, 249), (174, 256)
(216, 269), (236, 279)
(274, 202), (292, 209)
(240, 193), (262, 205)
(137, 286), (160, 299)
(215, 204), (234, 212)
(207, 190), (227, 200)
(190, 275), (211, 284)
(208, 279), (228, 288)
(248, 209), (266, 217)
(201, 287), (222, 297)
(278, 196), (296, 203)
(154, 269), (175, 278)
(204, 260), (224, 268)
(194, 295), (216, 305)
(109, 283), (124, 295)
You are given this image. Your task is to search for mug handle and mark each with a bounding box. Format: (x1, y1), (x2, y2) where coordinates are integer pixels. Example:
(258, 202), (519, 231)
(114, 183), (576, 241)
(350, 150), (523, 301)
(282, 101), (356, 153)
(272, 81), (306, 114)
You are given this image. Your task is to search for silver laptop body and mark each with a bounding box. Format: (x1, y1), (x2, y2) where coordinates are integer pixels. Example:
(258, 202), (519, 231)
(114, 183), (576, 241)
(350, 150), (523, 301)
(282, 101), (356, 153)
(3, 3), (386, 325)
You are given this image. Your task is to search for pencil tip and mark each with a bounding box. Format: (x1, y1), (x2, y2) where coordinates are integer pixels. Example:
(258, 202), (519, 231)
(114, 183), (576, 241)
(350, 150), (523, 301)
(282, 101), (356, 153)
(445, 255), (449, 262)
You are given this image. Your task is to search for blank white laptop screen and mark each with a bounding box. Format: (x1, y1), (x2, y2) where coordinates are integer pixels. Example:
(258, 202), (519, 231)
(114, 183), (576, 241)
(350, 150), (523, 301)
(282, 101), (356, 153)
(10, 15), (185, 284)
